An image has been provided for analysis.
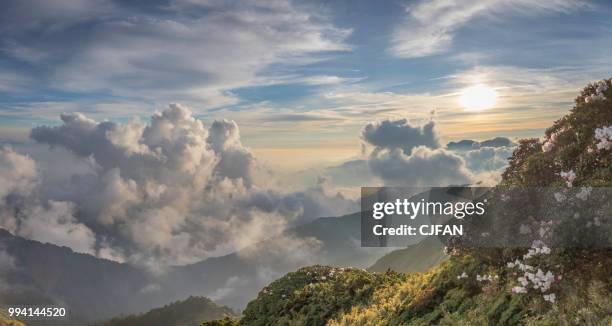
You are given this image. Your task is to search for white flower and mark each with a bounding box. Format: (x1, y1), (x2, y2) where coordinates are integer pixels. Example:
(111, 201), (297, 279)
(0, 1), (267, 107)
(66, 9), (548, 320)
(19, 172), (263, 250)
(576, 187), (592, 200)
(554, 192), (566, 202)
(457, 272), (468, 279)
(542, 128), (566, 152)
(585, 80), (609, 103)
(543, 293), (556, 304)
(476, 274), (495, 282)
(524, 240), (551, 259)
(512, 286), (527, 294)
(560, 170), (576, 187)
(594, 126), (612, 151)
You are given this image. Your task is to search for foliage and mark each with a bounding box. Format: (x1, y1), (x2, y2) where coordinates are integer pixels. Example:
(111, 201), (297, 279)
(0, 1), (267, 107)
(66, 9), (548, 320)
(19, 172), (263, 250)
(201, 316), (239, 326)
(238, 265), (404, 325)
(101, 296), (235, 326)
(209, 79), (612, 325)
(0, 309), (26, 326)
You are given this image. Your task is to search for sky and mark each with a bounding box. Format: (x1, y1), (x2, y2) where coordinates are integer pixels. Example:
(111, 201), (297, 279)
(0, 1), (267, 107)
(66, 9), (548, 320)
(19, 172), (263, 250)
(1, 0), (611, 269)
(1, 0), (612, 172)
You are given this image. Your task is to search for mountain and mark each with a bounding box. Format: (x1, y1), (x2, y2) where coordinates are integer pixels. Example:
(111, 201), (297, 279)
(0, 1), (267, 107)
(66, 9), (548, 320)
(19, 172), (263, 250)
(161, 212), (391, 310)
(0, 211), (391, 323)
(367, 236), (447, 273)
(0, 310), (26, 326)
(0, 229), (170, 325)
(208, 79), (612, 325)
(100, 296), (235, 326)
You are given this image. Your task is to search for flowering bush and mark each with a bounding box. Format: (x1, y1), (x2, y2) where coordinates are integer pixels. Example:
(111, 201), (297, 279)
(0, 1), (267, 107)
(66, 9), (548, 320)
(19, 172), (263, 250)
(212, 79), (612, 326)
(594, 125), (612, 151)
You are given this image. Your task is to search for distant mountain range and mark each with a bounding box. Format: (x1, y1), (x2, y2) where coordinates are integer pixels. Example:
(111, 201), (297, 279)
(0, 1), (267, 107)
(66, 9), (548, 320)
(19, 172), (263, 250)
(99, 296), (235, 326)
(367, 236), (447, 273)
(0, 212), (393, 324)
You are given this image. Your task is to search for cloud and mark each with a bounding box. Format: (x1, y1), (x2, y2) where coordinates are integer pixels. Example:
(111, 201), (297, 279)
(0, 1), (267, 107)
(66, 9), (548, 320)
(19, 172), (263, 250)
(445, 139), (516, 185)
(368, 146), (473, 187)
(16, 200), (96, 254)
(0, 145), (38, 199)
(391, 0), (587, 58)
(0, 248), (16, 290)
(310, 118), (517, 188)
(22, 104), (357, 268)
(457, 146), (514, 177)
(317, 118), (475, 188)
(0, 0), (351, 108)
(0, 146), (97, 254)
(447, 137), (515, 150)
(361, 119), (439, 155)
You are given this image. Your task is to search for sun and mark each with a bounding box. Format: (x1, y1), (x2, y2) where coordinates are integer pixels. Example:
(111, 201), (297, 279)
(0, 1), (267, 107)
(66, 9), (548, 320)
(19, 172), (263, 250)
(459, 84), (498, 111)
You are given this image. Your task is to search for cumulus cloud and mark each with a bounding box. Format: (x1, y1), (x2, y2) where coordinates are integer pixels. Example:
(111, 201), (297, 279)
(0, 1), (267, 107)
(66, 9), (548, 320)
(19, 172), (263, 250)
(316, 117), (517, 188)
(456, 146), (515, 172)
(21, 105), (357, 269)
(445, 139), (516, 185)
(355, 118), (471, 187)
(391, 0), (586, 58)
(0, 145), (38, 199)
(368, 147), (473, 187)
(361, 119), (439, 155)
(0, 146), (97, 254)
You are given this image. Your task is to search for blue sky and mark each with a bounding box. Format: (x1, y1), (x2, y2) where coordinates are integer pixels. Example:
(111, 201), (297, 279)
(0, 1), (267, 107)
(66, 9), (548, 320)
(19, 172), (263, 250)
(1, 0), (612, 170)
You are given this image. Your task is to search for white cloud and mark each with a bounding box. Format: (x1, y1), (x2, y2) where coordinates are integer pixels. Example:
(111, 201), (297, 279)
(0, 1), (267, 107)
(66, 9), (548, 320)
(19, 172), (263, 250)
(391, 0), (587, 58)
(361, 119), (439, 155)
(1, 0), (351, 108)
(0, 146), (38, 198)
(21, 104), (356, 268)
(369, 146), (473, 187)
(0, 146), (97, 255)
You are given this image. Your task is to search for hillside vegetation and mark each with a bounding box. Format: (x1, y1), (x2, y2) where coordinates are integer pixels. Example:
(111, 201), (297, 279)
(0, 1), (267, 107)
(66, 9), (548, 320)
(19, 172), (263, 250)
(368, 236), (447, 273)
(208, 79), (612, 325)
(0, 310), (26, 326)
(101, 296), (235, 326)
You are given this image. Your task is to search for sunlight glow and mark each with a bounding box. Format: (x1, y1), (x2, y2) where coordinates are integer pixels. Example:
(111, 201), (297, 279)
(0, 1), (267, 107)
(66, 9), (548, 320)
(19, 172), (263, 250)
(459, 84), (498, 111)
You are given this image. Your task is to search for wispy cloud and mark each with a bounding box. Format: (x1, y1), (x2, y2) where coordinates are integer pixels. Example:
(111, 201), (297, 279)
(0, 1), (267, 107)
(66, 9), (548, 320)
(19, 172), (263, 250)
(390, 0), (588, 58)
(0, 0), (352, 108)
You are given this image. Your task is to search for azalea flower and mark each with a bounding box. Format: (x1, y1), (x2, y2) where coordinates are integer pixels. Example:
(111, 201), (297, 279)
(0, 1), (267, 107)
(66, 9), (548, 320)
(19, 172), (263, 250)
(584, 80), (609, 103)
(543, 293), (556, 304)
(576, 187), (592, 200)
(542, 129), (563, 152)
(594, 126), (612, 151)
(560, 170), (576, 187)
(554, 192), (566, 202)
(476, 274), (495, 282)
